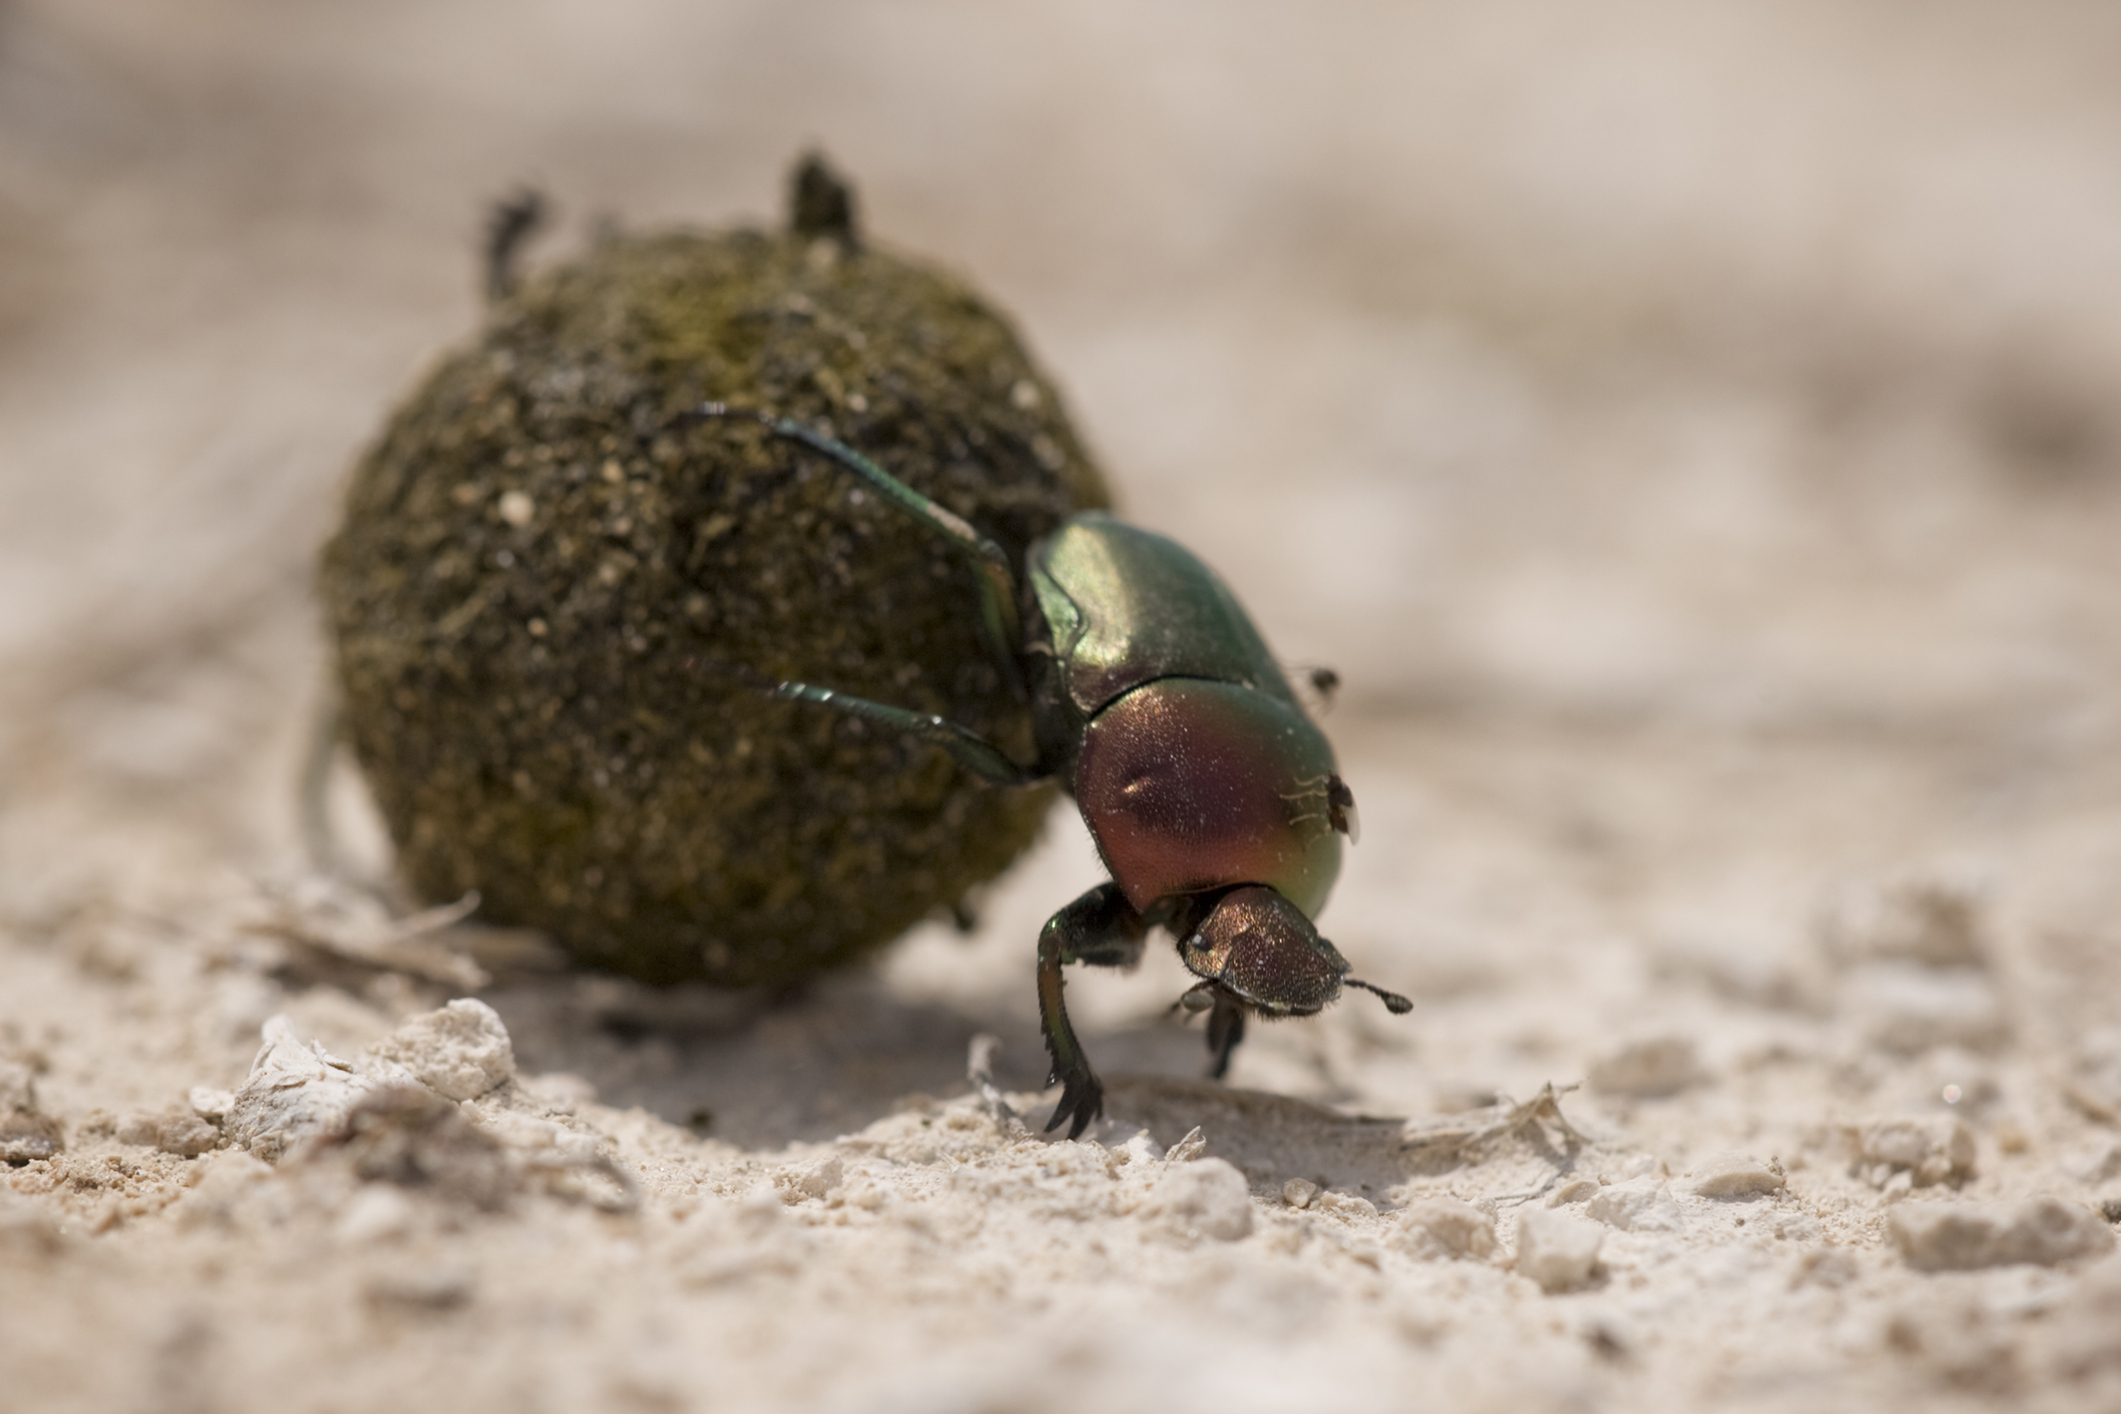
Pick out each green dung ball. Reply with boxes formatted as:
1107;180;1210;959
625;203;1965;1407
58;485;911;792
319;159;1111;987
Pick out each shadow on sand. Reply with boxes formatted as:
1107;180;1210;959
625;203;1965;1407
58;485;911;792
480;963;1594;1211
480;966;1218;1150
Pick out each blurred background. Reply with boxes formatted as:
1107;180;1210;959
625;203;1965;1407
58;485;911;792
5;0;2121;1125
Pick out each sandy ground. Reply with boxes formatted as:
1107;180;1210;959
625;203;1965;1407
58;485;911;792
7;3;2121;1410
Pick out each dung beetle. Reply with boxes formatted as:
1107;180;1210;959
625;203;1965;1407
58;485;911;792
693;405;1412;1138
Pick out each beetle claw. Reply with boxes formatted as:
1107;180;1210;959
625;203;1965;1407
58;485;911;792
1043;1066;1104;1140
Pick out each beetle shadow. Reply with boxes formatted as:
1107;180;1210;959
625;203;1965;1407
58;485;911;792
1098;1076;1594;1208
479;965;1587;1203
480;966;1214;1150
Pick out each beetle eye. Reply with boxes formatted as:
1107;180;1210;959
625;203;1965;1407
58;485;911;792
1326;774;1359;845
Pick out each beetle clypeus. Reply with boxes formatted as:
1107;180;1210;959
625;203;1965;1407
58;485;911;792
694;406;1411;1138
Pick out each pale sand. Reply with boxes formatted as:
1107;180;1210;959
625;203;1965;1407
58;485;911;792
6;4;2121;1411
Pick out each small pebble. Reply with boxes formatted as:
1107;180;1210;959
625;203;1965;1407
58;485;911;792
1687;1152;1786;1199
1391;1198;1497;1262
1889;1196;2115;1272
1516;1208;1603;1293
225;1017;371;1162
1848;1115;1976;1188
0;1061;64;1162
1314;1190;1378;1220
117;1105;221;1158
1163;1127;1207;1163
1586;1178;1685;1233
773;1155;844;1204
1548;1177;1600;1207
496;489;534;527
365;999;516;1102
1137;1158;1254;1243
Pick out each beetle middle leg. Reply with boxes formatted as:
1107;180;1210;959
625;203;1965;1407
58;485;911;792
1036;882;1149;1139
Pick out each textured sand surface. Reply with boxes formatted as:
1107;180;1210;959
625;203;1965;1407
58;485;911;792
6;4;2121;1411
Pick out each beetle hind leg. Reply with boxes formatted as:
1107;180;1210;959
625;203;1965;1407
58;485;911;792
771;681;1046;787
691;404;1027;687
1036;883;1149;1139
686;655;1048;786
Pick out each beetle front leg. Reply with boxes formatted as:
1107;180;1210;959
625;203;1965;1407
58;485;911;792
1204;993;1246;1080
1036;882;1149;1139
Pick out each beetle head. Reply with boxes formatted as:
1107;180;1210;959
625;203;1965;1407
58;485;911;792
1176;886;1410;1019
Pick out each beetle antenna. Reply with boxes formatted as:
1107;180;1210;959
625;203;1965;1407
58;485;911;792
1346;978;1412;1015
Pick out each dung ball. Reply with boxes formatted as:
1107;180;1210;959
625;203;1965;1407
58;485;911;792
319;155;1110;986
